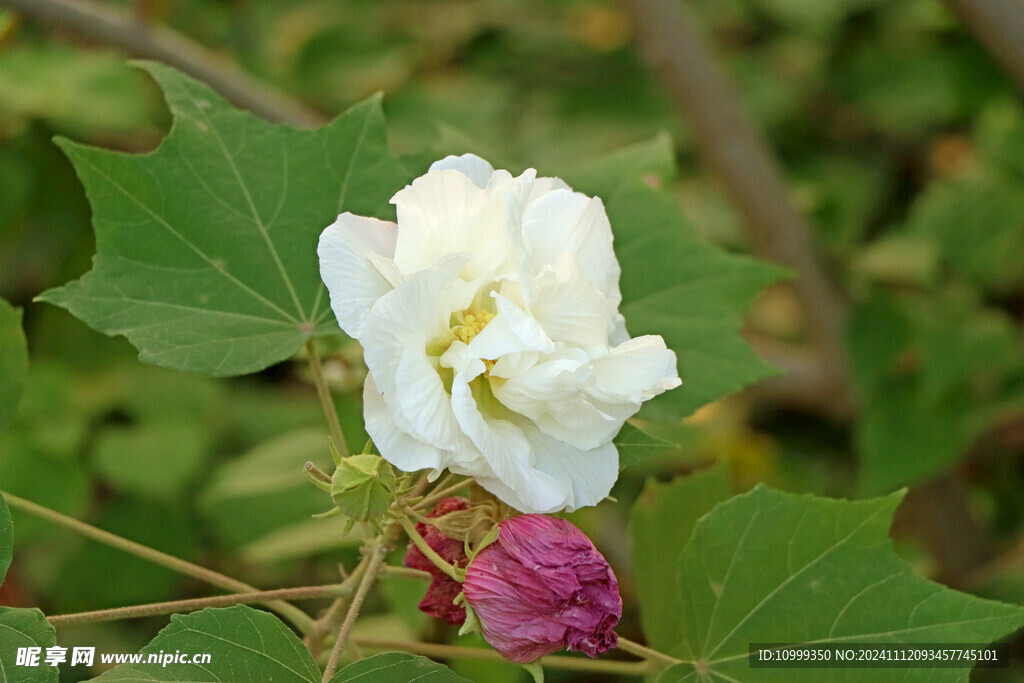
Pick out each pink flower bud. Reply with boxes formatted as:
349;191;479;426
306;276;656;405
463;514;621;663
402;497;469;625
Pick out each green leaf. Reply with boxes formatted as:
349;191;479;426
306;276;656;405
614;420;685;471
904;172;1024;293
0;298;28;435
658;486;1024;681
92;606;320;682
0;495;10;587
199;428;336;547
565;136;786;421
330;652;471;683
629;464;731;653
92;422;208;500
41;62;404;376
0;44;154;138
850;294;1023;493
0;607;57;683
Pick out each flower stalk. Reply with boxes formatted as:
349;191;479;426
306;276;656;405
322;543;388;681
305;337;348;459
2;491;314;633
398;514;463;582
411;476;472;512
47;585;346;627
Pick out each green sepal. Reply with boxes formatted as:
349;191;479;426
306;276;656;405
521;661;544;683
330;453;397;522
455;593;482;637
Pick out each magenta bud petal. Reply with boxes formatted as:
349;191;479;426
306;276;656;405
462;514;621;663
403;497;469;625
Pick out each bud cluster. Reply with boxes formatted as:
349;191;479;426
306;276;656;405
404;498;622;664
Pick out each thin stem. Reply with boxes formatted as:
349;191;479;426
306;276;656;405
305;556;370;655
412;477;471;511
0;0;324;126
615;636;682;667
382;565;431;581
322;545;387;682
354;639;655;676
48;585;346;627
2;492;313;633
398;515;461;582
305;338;348;458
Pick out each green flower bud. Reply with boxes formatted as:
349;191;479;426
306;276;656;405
330;453;397;522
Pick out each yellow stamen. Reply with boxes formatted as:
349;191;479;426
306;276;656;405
451;309;494;345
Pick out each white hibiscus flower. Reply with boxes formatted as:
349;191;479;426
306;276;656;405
318;154;680;513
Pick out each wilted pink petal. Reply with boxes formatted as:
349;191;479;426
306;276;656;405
463;514;621;663
402;497;469;625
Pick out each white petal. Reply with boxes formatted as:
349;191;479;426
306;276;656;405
429;154;495;188
527;175;572;202
520;422;618;512
450;374;567;513
317;214;398;338
521;189;622;306
391;169;525;282
530;252;612;355
488;350;540;379
363;373;445;473
492;352;626;451
491;356;587;420
492;293;554;353
360;260;470;450
590;335;682;404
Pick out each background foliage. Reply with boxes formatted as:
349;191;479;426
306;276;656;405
2;0;1024;681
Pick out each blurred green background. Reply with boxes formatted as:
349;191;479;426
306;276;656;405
2;0;1024;680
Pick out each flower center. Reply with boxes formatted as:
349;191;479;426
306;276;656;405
452;309;494;345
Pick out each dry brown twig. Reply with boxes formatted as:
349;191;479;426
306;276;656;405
0;0;325;127
623;0;853;411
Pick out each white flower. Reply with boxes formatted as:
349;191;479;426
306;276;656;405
318;154;680;513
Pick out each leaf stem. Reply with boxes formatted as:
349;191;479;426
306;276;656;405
615;636;682;667
47;585;346;627
353;639;656;676
1;491;313;633
305;338;348;458
398;514;462;582
322;544;387;681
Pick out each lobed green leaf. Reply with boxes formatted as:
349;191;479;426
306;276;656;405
629;463;732;653
42;62;404;376
330;652;471;683
91;606;319;682
0;608;57;683
658;486;1024;681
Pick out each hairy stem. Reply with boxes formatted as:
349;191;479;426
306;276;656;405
354;639;656;676
48;585;346;627
2;492;313;632
616;636;683;667
305;556;370;656
398;514;461;582
322;544;388;681
305;338;348;459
